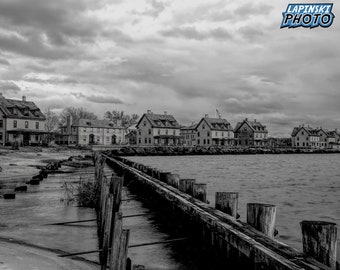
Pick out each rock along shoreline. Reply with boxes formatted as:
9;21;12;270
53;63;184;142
107;146;340;156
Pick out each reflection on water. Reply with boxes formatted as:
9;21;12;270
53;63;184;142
129;154;340;258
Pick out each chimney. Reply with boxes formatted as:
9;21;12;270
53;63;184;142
245;118;248;121
66;115;73;134
204;114;209;118
164;111;167;115
147;110;152;114
22;95;26;102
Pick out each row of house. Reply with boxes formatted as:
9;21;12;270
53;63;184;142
291;125;340;149
135;110;268;147
1;94;339;149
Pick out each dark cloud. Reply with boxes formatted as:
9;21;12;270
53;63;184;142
223;97;284;114
86;95;124;104
22;74;79;85
238;26;264;41
142;0;168;18
0;81;21;93
234;2;273;18
0;58;10;65
160;26;232;40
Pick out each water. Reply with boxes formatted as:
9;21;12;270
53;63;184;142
128;154;340;259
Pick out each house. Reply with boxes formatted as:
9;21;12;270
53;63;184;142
291;125;320;148
56;116;126;145
316;128;328;149
234;118;268;147
125;124;137;145
136;110;181;146
180;123;198;146
326;129;340;149
0;93;46;146
195;115;234;146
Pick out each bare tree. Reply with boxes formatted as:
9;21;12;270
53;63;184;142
104;110;139;126
44;108;59;142
60;107;98;124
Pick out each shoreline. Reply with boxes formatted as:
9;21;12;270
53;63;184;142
108;146;340;156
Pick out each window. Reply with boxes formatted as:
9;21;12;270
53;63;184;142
158;129;160;135
297;137;299;141
84;128;86;132
0;120;3;128
203;139;206;144
35;135;39;141
202;124;205;129
148;129;151;135
207;139;210;144
0;133;2;140
145;138;147;144
143;121;146;126
25;121;28;128
36;122;39;129
149;138;151;143
13;120;17;128
207;131;210;137
139;139;141;144
173;130;175;135
302;131;304;135
197;139;200;144
165;129;168;135
197;132;200;137
138;130;141;135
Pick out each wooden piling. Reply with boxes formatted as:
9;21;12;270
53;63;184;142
246;203;276;238
159;172;171;183
215;192;239;218
109;212;123;270
193;183;207;203
169;174;180;188
300;221;337;269
179;179;196;195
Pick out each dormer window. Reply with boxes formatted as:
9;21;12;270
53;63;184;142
24;108;29;116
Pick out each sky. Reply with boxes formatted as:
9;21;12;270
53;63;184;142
0;0;339;136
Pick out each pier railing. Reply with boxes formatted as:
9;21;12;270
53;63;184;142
97;152;338;270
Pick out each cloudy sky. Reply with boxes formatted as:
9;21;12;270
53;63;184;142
0;0;339;136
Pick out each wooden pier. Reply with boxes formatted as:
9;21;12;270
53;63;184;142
96;152;339;270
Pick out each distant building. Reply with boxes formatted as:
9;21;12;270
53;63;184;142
195;115;234;146
125;124;137;145
136;110;181;146
56;116;126;146
291;125;320;148
0;93;46;146
180;123;198;146
234;118;268;147
267;137;292;148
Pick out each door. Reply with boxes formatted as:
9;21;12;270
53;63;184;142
89;134;95;144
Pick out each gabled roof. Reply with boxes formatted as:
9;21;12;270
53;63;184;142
199;117;233;131
0;96;45;120
137;113;180;129
70;119;124;129
291;126;320;137
234;119;268;133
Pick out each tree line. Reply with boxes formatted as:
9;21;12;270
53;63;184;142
44;107;139;135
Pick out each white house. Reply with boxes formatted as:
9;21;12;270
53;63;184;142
136;110;181;146
0;93;46;146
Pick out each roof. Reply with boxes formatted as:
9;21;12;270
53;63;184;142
0;96;45;120
291;126;320;137
70;119;124;129
201;117;233;131
181;123;198;130
234;119;268;133
137;113;180;129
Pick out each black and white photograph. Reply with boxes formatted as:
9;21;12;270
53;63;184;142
0;0;339;269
